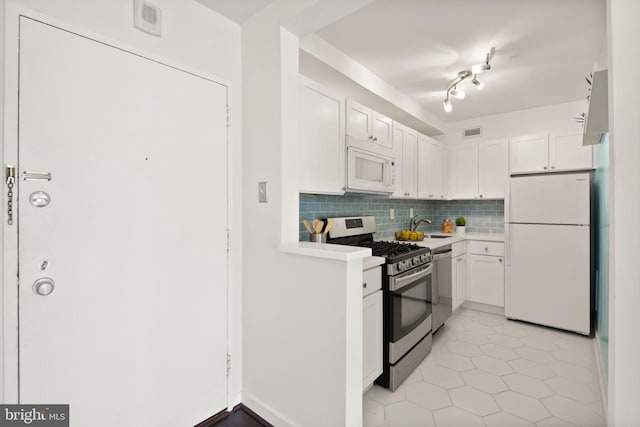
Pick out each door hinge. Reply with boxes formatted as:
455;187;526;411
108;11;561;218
226;105;230;128
226;353;231;376
227;229;230;252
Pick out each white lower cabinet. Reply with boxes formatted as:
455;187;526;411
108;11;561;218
451;241;467;312
467;241;505;307
363;266;383;391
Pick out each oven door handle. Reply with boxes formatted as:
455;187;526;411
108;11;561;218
390;264;432;292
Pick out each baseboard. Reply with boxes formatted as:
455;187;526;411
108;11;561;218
242;393;297;427
194;409;229;427
592;330;609;423
462;301;505;316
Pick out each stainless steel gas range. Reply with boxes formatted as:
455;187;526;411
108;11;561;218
327;216;433;391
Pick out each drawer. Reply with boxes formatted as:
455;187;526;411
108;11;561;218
468;241;504;257
452;241;467;257
363;266;382;297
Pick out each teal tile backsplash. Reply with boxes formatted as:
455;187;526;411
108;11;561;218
299;195;504;241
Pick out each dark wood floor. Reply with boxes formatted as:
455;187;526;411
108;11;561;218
200;404;272;427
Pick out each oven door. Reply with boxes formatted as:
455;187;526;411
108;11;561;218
389;263;432;345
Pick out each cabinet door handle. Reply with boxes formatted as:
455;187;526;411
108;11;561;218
373;137;378;142
363;282;367;288
551;165;556;170
544;166;548;170
499;258;503;263
479;194;484;198
485;247;489;251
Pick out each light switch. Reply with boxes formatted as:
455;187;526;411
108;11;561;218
258;182;267;203
410;208;414;217
390;208;395;220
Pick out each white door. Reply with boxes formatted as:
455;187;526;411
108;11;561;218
478;138;508;199
508;134;548;174
505;224;590;334
509;173;591;224
450;141;478;199
18;18;228;426
549;131;593;171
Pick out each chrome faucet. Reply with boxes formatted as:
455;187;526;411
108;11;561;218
410;215;432;232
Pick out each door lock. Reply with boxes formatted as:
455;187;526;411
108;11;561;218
33;277;55;296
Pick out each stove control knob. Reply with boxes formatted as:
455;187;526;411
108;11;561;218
420;255;428;263
399;261;408;271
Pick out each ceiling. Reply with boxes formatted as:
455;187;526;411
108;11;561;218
198;0;607;126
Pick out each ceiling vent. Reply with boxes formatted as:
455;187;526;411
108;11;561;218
462;127;482;138
134;0;162;37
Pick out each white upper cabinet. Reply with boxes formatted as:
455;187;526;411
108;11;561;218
549;131;593;172
417;134;447;200
450;141;478;199
392;122;418;198
450;138;508;199
298;77;346;195
346;99;393;155
509;131;592;175
478;139;509;198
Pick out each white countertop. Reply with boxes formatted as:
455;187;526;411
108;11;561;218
383;232;504;251
363;256;385;270
281;241;372;261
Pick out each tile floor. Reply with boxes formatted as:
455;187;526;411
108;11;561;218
364;308;605;427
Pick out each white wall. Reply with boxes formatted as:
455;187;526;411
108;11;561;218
241;2;367;425
0;0;243;407
440;100;586;144
607;0;640;425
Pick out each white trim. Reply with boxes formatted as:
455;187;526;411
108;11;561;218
462;300;505;316
242;393;297;427
593;330;609;421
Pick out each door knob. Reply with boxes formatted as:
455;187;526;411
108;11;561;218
33;277;55;296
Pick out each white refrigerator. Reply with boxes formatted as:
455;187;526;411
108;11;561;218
505;172;591;335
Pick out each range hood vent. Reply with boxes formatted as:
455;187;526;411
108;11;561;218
462;127;482;138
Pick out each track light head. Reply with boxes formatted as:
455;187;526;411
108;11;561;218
443;98;452;112
450;86;466;100
472;75;484;90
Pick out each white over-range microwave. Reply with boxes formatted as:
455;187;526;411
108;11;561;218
346;147;395;194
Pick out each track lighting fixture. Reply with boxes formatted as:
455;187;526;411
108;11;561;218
443;47;494;112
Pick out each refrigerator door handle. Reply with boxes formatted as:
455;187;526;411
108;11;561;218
505;223;511;267
504;178;511;267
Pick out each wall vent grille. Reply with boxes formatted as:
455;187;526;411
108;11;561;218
462;127;482;138
134;0;162;37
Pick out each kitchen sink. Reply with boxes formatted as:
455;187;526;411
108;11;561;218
425;234;452;239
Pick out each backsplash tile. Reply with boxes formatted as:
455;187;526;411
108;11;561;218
299;195;504;241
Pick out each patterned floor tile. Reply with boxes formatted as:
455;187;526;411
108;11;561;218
541;395;605;427
484;411;536;427
502;373;554;399
471;355;515;376
480;343;520;361
421;364;464;389
461;369;508;394
449;386;500;416
405;381;452;411
385;401;435;427
432;406;485;427
510;358;556;380
363;308;605;427
494;390;551;422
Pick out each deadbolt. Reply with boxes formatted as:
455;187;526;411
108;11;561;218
33;277;55;296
